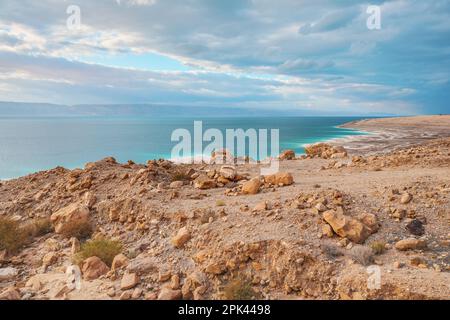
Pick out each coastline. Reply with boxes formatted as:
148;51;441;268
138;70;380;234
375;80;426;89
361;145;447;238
329;115;450;155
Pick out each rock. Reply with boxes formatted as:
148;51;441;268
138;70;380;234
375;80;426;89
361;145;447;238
0;250;6;263
322;224;334;238
357;213;379;233
264;172;294;186
194;175;217;190
210;149;234;164
82;256;109;280
158;269;172;282
70;237;80;255
219;165;236;180
406;219;425;236
0;267;18;281
315;203;327;212
395;238;427;251
205;262;226;275
112;254;129;271
400;193;412;204
170;181;184;189
323;208;373;244
170;274;180;290
50;203;90;234
279;150;295;160
171;227;191;248
158;288;182;300
119;290;132;300
253;201;267;212
127;256;157;275
25;276;42;291
121;273;139;290
392;208;406;220
0;287;20;300
131;288;143;299
410;256;426;267
42;252;58;267
305;143;347;159
241;178;261;195
181;271;208;299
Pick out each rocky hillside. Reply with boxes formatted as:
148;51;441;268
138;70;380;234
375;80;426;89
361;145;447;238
0;139;449;300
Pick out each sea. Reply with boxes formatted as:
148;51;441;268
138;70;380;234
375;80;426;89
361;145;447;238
0;116;370;180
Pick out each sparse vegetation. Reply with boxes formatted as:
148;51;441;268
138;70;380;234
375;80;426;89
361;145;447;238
22;217;53;238
223;277;255;300
370;241;386;255
74;238;122;267
216;200;226;207
349;245;374;266
60;220;93;240
321;244;343;259
0;217;29;254
171;170;191;182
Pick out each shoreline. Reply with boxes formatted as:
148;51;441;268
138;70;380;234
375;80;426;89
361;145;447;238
329;115;450;155
2;115;450;181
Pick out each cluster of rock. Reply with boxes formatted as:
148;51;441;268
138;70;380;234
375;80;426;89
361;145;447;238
304;143;347;159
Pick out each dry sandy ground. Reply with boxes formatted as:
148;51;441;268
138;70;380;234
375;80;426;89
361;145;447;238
336;115;450;155
0;115;449;300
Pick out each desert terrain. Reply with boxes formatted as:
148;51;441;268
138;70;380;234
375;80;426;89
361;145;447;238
0;115;449;300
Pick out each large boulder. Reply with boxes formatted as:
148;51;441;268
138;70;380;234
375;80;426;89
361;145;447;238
158;288;182;300
0;267;18;281
50;203;89;234
264;172;294;186
219;165;236;180
305;143;347;159
323;208;377;244
81;256;109;280
279;150;296;160
171;227;191;248
241;178;261;195
395;238;427;251
194;175;217;190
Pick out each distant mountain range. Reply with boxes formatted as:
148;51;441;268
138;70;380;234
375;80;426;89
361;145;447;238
0;101;398;117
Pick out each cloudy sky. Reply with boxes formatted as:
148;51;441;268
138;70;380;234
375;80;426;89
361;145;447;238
0;0;449;115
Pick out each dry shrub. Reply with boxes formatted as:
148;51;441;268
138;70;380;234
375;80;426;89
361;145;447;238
22;217;53;238
349;245;374;266
60;220;93;241
74;238;122;267
171;170;191;182
0;217;28;254
223;277;255;300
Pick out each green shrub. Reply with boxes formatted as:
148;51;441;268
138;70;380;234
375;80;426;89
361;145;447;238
0;217;28;254
223;277;255;300
74;238;122;267
216;200;226;207
370;241;386;255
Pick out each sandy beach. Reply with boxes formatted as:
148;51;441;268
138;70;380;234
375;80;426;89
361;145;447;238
0;115;449;300
334;115;450;155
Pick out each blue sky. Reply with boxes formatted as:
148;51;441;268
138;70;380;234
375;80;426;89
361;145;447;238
0;0;449;115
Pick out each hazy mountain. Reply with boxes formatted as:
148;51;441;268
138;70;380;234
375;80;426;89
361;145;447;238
0;101;397;117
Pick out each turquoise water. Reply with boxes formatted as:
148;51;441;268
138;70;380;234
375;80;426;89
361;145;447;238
0;116;369;179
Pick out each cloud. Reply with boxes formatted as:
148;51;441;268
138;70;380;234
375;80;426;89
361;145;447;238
0;0;448;114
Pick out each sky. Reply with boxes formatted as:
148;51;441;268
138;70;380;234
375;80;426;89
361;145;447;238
0;0;449;115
